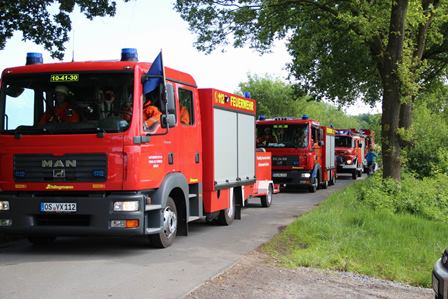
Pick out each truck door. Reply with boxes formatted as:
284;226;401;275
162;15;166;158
176;85;201;184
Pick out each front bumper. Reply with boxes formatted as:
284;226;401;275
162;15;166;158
0;192;150;236
433;258;448;298
337;164;357;173
272;170;312;187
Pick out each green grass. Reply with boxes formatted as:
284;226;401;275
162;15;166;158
263;178;448;287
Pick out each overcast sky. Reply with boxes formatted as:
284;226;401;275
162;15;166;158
0;0;379;115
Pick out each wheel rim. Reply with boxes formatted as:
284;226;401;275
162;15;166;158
267;187;272;204
162;206;177;239
227;193;235;218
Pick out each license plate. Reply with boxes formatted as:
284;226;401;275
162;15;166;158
273;173;287;178
40;202;77;213
433;273;439;293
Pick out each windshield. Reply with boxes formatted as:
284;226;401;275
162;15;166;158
335;136;353;147
257;124;308;148
1;72;133;134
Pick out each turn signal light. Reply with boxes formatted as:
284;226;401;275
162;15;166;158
125;220;139;228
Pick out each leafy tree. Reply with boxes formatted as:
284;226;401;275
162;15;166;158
0;0;130;59
237;74;300;117
237;74;363;128
174;0;448;180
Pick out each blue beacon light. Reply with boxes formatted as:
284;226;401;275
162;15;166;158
121;48;138;61
26;52;43;65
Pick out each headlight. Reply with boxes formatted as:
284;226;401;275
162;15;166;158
0;201;10;211
346;159;352;165
113;201;139;212
301;173;311;178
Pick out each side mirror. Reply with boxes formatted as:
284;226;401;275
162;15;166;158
161;114;176;128
358;143;363;148
318;140;324;146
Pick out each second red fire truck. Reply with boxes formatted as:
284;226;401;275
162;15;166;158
256;116;336;192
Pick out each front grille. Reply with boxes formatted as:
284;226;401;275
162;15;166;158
272;156;299;166
14;153;107;182
34;214;91;226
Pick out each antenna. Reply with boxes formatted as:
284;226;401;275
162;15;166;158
71;29;75;62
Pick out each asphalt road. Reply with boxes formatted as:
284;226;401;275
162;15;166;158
0;176;357;299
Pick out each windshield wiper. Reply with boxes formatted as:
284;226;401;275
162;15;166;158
8;126;50;139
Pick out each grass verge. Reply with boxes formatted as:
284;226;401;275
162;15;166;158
263;176;448;288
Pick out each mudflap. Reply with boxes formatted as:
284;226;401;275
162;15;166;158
234;187;243;220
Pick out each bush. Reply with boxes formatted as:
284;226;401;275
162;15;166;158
358;172;448;222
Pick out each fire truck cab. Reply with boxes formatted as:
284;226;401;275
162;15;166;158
335;129;365;179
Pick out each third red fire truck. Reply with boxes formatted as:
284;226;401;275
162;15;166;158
335;129;366;179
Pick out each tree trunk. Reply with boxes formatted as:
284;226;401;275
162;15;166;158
381;84;402;181
380;0;409;181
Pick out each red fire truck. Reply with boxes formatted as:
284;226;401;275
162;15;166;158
0;49;274;248
256;116;336;192
335;129;365;179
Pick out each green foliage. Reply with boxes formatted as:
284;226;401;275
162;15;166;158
0;0;131;59
236;74;363;128
174;1;448;105
404;85;448;177
263;176;448;287
359;172;448;222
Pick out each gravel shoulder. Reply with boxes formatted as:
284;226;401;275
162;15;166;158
185;249;433;299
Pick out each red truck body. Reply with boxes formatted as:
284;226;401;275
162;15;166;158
335;129;366;179
256;117;336;192
0;50;274;247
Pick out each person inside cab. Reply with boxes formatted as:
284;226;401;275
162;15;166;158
38;85;80;126
257;127;277;146
143;93;162;132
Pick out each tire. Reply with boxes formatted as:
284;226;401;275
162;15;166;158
321;179;328;189
216;192;235;225
260;184;273;208
28;236;56;246
357;169;362;177
352;170;357;180
308;177;318;193
149;197;177;248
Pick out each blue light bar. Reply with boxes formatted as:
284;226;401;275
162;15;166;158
302;114;309;120
121;48;138;61
243;91;251;98
26;52;43;65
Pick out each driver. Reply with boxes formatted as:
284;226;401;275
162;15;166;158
38;85;80;126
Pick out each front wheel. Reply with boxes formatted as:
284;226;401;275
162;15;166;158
149;197;178;248
352;170;357;180
308;177;318;193
260;184;273;208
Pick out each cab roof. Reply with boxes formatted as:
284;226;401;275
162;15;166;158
1;60;197;87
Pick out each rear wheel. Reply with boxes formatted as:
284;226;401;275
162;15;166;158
217;192;235;225
28;236;56;246
149;197;177;248
260;184;273;208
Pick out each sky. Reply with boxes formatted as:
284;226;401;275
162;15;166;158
0;0;379;115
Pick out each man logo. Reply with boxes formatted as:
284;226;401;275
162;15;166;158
53;169;66;178
42;160;77;168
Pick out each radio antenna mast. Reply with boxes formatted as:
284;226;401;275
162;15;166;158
71;29;75;62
